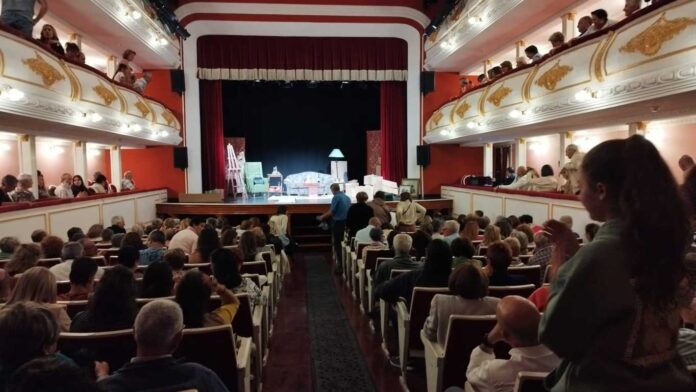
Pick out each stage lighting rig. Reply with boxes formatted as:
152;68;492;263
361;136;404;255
144;0;191;39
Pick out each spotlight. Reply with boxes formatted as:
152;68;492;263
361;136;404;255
508;109;524;118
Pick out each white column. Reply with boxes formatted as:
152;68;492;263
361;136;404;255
515;40;526;60
559;131;573;167
515;138;527;168
483;59;491;75
107;55;118;79
562;13;576;39
483;143;493;178
17;134;38;197
110;145;122;191
73;141;87;180
628;122;646;136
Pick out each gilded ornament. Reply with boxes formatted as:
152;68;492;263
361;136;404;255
161;110;176;126
432;110;444;126
135;101;151;118
21;51;65;87
486;84;512;107
93;83;117;106
535;60;573;91
620;13;696;57
455;101;470;118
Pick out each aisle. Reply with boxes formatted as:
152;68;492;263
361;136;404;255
263;251;403;392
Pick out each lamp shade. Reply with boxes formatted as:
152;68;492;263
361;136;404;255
328;148;345;160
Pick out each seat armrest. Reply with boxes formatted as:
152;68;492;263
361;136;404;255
420;330;444;359
236;336;253;370
395;300;410;323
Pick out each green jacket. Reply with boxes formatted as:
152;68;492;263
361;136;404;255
540;220;693;391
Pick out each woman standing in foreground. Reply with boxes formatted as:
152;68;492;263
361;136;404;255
540;135;694;391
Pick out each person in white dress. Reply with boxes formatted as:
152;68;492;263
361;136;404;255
54;173;74;199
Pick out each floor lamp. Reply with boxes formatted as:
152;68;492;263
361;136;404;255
329;148;347;183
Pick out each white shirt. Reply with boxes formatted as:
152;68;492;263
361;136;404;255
133;78;148;93
55;183;73;199
121;178;135;191
561;151;585;195
466;344;560;392
168;228;199;255
532;53;542;62
500;172;534;191
355;224;378;244
528;176;559;192
114;71;127;84
50;259;104;281
269;214;288;235
90;183;107;194
586;20;617;34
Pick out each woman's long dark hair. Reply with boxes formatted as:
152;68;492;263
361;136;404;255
582;135;690;307
71;175;88;197
211;248;243;290
141;261;174;298
175;270;211;328
196;228;221;262
422;239;453;278
239;231;258;261
87;266;137;330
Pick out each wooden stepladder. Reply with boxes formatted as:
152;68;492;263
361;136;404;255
226;143;247;199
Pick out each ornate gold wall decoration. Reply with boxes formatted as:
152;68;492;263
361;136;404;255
535;60;574;91
21;51;65;87
428;31;439;43
455;101;470;118
486;84;512;107
93;83;117;106
135;101;151;118
161;110;175;127
432;110;444;126
620;13;696;57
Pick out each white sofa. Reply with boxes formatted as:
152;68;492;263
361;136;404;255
284;172;335;195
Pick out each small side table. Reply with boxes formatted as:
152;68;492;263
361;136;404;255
268;173;283;196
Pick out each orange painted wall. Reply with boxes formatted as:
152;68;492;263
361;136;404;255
421;72;483;195
121;69;186;199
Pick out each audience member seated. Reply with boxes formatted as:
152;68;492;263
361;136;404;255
679;154;695;176
395;192;426;232
6;243;41;276
372;233;419;290
484;241;528;286
112;63;133;86
587;8;616;34
528;164;559;192
441;220;460;245
47;241;83;281
163;249;187;283
220;227;238;247
175;270;240;328
500;60;513;74
64;42;85;64
0;175;16;203
487;66;503;80
107;216;126;235
540;136;694;390
528;232;553;271
120;171;136;191
376;239;452;306
38;24;64;55
121;232;145;252
481;225;501;247
0;302;74;392
361;228;387;261
347;191;375;239
515;224;534;245
57;257;98;301
7;267;71;331
451;237;477;268
84;224;102;241
117;246;142;277
411;223;432;259
495;217;513;239
515;57;527;68
8;356;100;391
0;236;19;259
466;296;560;391
77;238;99;258
459;77;472;93
71;175;89;197
169;216;205;255
548;31;565;55
30;229;47;243
65;227;83;243
39;235;63;259
559;215;580;240
141;261;174;298
510;230;529;256
503;237;523;266
424;263;499;345
460;221;480;242
355;217;382;245
239;230;264;262
90;174;110;194
189;227;221;264
97;299;229;392
212;247;264;308
9;173;36;202
130;223;145;238
71;265;137;332
524;45;541;63
623;0;642;17
499;166;532;191
585;223;600;242
111;233;125;249
0;0;48;37
133;72;152;94
53;173;73;199
576;15;593;38
477;73;488;84
139;230;166;266
36;170;51;200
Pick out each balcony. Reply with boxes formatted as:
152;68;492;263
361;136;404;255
424;0;696;144
0;27;182;146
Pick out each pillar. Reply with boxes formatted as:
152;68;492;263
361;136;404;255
628;121;646;136
562;12;576;40
17;134;38;197
483;143;493;178
559;131;573;167
515;40;526;60
483;59;491;75
110;145;122;191
515;138;527;168
107;55;118;79
73;141;87;180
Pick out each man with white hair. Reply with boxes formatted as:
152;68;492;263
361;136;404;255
441;220;461;245
372;233;420;289
108;215;127;234
466;296;560;392
49;242;84;281
54;173;73;199
560;144;585;195
9;173;35;202
355;217;381;244
98;299;228;391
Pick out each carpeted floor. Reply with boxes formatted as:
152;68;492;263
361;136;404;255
305;254;377;392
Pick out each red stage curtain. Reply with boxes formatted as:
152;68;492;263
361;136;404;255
380;81;406;182
200;80;226;191
197;36;407;81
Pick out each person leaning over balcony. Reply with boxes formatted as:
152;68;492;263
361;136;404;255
54;173;73;199
587;9;616;34
71;175;89;197
548;32;565;55
9;173;35;202
524;45;542;63
500;61;513;74
0;0;48;37
38;24;64;56
121;171;136;191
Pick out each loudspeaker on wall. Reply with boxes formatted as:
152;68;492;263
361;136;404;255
417;144;431;166
421;71;435;95
173;147;188;169
171;70;185;93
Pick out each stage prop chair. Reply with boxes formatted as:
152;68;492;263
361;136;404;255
267;167;283;196
245;162;269;197
284;172;334;196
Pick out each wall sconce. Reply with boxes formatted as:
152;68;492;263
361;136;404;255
0;143;11;152
508;109;525;118
574;88;600;102
0;86;25;101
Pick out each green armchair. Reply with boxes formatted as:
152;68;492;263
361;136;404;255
245;162;268;196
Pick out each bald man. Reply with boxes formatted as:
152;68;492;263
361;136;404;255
465;296;559;392
577;16;593;37
623;0;641;17
560;144;585;195
499;166;533;191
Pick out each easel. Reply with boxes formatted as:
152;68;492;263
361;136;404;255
226;143;247;199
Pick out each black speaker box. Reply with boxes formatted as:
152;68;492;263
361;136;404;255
171;70;185;93
421;71;435;94
173;147;188;169
417;144;431;166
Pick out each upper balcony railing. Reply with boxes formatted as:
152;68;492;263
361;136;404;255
424;0;696;144
0;25;182;146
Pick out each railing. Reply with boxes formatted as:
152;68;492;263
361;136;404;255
0;25;182;145
424;0;694;142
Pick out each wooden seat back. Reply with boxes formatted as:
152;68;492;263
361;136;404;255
183;263;213;275
442;315;497;389
514;372;548;392
260;251;273;272
232;293;254;338
58;300;88;318
242;274;261;287
58;329;135;371
90;256;106;266
57;280;71;295
364;249;394;271
175;324;240;392
508;265;542;287
488;284;536;299
390;269;410;279
408;287;449;352
519;254;533;264
240;261;267;276
37;258;61;268
355;243;371;259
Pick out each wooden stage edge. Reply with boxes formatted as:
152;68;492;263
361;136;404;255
156;198;453;217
